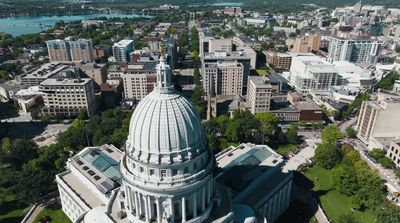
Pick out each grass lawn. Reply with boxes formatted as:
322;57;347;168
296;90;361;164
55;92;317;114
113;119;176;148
256;69;268;76
33;207;71;223
305;165;379;223
275;144;297;156
0;194;28;223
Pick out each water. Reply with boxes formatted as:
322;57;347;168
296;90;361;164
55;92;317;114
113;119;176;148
0;13;152;37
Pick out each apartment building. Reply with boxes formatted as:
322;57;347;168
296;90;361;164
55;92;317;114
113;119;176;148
292;34;321;53
202;60;244;96
247;76;272;114
46;39;94;63
39;69;97;117
264;51;292;70
112;39;134;63
328;36;382;64
78;63;107;86
121;62;157;100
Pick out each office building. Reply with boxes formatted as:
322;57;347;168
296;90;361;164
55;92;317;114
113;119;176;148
56;52;292;223
292;34;321;53
247;76;272;114
39;69;97;117
199;30;233;56
79;63;107;86
356;100;400;145
387;140;400;168
112;39;135;63
121;62;157;100
162;38;178;69
20;63;69;86
328;36;382;64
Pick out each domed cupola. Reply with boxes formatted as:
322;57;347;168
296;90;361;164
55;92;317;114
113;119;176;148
120;43;215;223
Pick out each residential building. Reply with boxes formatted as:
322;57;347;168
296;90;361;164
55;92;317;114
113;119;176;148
56;53;292;223
39;69;97;117
328;36;382;64
68;39;94;63
223;7;243;16
46;40;71;62
46;39;94;63
112;39;134;63
202;60;244;96
247;76;272;114
356;100;400;145
202;51;251;95
292;34;321;53
121;62;157;100
264;51;292;70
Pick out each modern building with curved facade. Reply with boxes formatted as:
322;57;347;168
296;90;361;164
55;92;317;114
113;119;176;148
56;49;292;223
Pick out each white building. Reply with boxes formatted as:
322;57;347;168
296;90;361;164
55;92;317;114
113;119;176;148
112;40;134;63
328;36;382;64
56;51;292;223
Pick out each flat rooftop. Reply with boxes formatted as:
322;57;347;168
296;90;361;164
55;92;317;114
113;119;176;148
215;143;283;192
40;77;91;86
59;145;123;208
249;76;272;88
23;63;68;79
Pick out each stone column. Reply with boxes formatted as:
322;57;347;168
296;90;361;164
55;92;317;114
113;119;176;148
133;191;139;217
144;195;150;223
169;198;174;223
207;181;211;204
193;192;197;217
147;195;152;220
201;187;205;211
182;197;186;222
156;198;161;223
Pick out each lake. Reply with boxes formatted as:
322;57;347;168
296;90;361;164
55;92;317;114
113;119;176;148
0;13;152;36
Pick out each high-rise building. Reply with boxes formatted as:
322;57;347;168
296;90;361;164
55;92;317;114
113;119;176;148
78;63;107;86
68;39;94;63
112;39;134;63
39;69;97;117
199;30;233;56
328;36;382;64
162;38;178;69
56;49;293;223
46;39;94;63
202;51;251;95
356;100;400;144
46;40;71;62
121;62;157;100
202;60;244;96
292;34;321;53
247;76;272;114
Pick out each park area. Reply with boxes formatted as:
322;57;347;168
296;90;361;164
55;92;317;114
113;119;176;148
33;205;71;223
304;165;379;223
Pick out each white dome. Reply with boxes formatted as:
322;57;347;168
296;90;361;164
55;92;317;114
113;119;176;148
126;87;206;164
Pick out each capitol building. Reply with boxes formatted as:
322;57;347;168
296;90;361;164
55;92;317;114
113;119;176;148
56;52;293;223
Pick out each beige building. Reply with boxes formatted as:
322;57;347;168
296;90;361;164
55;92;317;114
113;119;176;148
199;30;233;56
68;39;94;63
292;34;321;53
46;40;71;62
79;63;107;86
202;60;244;96
46;39;94;63
20;63;69;86
39;70;97;117
121;62;157;100
356;100;400;144
247;76;272;114
387;140;400;168
264;51;292;70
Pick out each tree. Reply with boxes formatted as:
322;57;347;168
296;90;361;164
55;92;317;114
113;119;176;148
0;139;38;170
315;143;342;169
338;214;358;223
345;127;357;138
350;194;364;210
368;148;386;161
377;206;400;223
321;125;344;145
255;112;279;135
332;165;358;196
286;124;298;144
379;157;395;169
